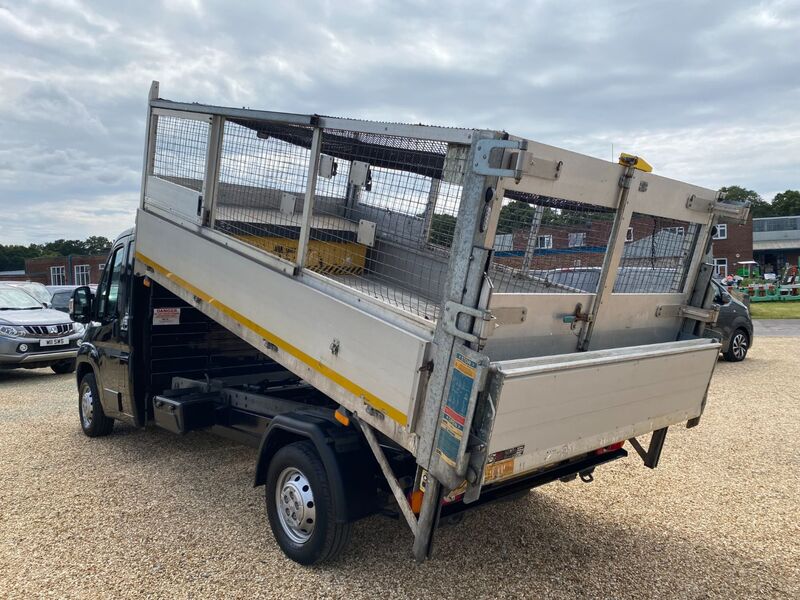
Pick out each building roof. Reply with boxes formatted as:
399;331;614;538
622;230;686;259
753;240;800;251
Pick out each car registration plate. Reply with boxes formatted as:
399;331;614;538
40;337;69;347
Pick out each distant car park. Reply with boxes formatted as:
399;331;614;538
47;285;98;314
0;284;83;373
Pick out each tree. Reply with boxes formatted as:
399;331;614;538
771;190;800;217
83;236;113;254
429;213;457;247
0;236;114;271
719;186;773;218
497;201;535;234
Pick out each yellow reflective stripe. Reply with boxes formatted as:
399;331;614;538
135;251;407;426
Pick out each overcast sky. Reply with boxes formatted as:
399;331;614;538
1;0;798;245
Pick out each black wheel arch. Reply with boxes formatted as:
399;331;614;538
254;410;381;523
75;344;100;389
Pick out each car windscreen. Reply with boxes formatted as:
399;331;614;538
51;291;72;310
0;287;43;310
20;283;52;304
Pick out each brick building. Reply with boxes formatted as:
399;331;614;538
17;255;108;286
494;213;752;279
709;216;753;278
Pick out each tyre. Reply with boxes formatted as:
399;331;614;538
51;360;76;374
78;372;114;437
723;328;749;362
265;441;351;565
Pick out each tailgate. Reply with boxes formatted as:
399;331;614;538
481;338;720;486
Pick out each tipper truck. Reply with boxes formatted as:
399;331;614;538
69;82;749;564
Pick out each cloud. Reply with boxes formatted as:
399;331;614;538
0;0;798;244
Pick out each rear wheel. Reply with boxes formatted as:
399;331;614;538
724;328;749;362
78;372;114;437
265;441;351;565
51;360;76;374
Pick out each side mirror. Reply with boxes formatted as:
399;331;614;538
70;286;93;324
721;292;732;304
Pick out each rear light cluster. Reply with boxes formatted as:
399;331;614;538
595;441;625;455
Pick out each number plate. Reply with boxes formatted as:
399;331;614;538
40;337;69;347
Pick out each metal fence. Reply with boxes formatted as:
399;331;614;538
152;116;209;191
148;110;703;322
148;114;470;321
489;192;617;294
614;213;700;293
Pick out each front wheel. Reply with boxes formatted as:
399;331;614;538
78;372;114;437
51;360;76;374
265;441;351;565
723;328;749;362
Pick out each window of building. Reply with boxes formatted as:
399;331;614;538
713;257;728;278
662;226;685;236
568;232;587;248
536;234;553;249
50;266;66;286
626;227;634;242
74;264;91;286
713;223;728;240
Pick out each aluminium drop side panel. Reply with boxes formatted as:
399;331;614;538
482;338;720;485
134;209;429;448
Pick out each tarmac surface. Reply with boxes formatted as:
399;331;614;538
753;319;800;337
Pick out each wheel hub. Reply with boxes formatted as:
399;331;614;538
275;467;316;543
81;385;94;428
732;333;747;359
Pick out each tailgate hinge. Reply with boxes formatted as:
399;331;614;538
442;301;494;344
442;302;527;343
656;303;720;325
473;139;564;183
686;194;751;224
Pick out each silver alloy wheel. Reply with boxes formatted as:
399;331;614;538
732;331;748;360
275;467;316;544
81;384;94;429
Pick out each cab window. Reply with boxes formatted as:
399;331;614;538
97;246;126;319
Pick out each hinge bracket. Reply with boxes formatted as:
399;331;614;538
472;139;527;181
442;301;493;344
686;195;751;224
655;303;720;324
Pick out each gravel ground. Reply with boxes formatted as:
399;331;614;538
1;339;798;599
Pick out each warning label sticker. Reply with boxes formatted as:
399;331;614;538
153;307;181;326
484;445;525;484
436;352;478;467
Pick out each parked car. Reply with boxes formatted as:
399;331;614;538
0;284;84;373
707;279;753;362
3;281;53;308
47;285;98;314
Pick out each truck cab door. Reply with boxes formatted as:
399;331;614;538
89;239;136;424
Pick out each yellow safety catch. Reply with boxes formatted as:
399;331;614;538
618;153;653;173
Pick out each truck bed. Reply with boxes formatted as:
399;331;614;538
135;88;747;504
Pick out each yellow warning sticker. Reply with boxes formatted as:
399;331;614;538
453;357;476;378
483;457;517;483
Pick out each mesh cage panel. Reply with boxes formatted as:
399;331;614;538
304;128;467;320
152;116;209;191
212;120;313;264
614;214;700;293
490;193;616;293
